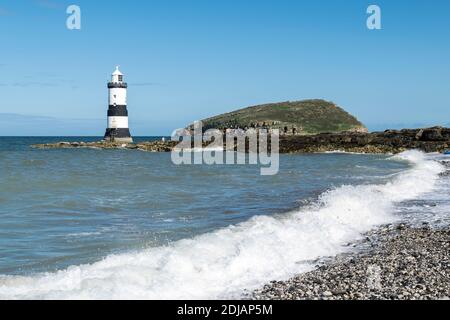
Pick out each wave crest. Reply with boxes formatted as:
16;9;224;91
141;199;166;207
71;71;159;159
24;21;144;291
0;151;444;300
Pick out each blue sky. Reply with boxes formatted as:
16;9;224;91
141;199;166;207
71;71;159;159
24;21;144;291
0;0;449;136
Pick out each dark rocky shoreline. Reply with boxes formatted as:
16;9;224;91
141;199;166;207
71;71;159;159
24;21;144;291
32;140;178;152
279;126;450;154
252;224;449;300
32;127;449;154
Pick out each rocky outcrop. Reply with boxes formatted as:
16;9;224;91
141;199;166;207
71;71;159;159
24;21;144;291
32;127;450;154
32;140;177;152
279;127;450;154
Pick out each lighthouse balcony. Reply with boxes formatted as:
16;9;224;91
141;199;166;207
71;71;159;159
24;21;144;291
108;82;128;89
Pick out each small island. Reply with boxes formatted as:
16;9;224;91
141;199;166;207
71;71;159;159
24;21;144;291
32;100;450;154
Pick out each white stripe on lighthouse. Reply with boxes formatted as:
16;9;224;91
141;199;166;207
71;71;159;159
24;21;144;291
108;116;129;129
109;88;127;106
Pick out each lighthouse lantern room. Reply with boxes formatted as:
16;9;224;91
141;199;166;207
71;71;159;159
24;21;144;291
104;66;133;143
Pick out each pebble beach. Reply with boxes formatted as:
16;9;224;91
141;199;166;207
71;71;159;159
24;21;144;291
253;160;450;300
253;224;449;300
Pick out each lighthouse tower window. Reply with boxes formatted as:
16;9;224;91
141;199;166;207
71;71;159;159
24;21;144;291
118;75;123;82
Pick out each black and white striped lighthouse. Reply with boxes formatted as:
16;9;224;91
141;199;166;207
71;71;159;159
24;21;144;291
104;66;133;143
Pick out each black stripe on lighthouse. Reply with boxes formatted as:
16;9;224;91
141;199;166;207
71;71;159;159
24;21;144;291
105;128;132;139
108;82;128;89
108;105;128;117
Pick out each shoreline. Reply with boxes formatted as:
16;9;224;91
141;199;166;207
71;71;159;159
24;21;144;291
0;148;448;299
30;126;449;154
252;160;450;300
251;224;449;300
31;140;178;152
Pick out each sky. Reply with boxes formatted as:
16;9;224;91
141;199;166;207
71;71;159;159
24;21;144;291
0;0;449;136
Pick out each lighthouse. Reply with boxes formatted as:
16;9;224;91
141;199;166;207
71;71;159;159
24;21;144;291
104;66;133;143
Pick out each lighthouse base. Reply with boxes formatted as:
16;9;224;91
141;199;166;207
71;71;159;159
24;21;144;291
104;128;133;143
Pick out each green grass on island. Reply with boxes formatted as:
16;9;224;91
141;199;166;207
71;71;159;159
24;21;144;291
199;99;368;135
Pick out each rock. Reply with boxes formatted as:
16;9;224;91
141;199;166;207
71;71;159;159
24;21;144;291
32;140;178;152
279;127;449;154
419;127;445;141
322;291;333;297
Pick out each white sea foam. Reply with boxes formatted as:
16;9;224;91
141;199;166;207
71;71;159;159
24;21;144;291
320;150;393;155
0;150;444;300
320;150;369;155
173;147;224;152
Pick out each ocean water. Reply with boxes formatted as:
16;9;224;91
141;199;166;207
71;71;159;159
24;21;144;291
0;137;448;299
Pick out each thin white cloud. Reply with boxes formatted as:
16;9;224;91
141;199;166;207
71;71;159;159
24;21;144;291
34;0;65;9
0;7;13;16
0;113;105;136
130;82;165;87
0;113;103;122
0;81;59;87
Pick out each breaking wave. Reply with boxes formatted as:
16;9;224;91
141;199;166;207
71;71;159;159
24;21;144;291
0;150;444;300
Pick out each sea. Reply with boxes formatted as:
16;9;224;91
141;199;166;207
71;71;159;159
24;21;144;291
0;137;448;299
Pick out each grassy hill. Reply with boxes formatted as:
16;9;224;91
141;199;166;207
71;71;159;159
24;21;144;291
199;99;367;135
